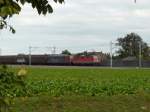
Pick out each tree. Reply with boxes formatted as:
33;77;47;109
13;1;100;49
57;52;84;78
0;0;64;33
61;49;71;55
116;33;149;59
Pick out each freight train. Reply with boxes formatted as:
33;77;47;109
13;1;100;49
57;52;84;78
0;54;104;66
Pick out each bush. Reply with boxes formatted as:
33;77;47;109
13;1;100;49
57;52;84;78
0;65;27;112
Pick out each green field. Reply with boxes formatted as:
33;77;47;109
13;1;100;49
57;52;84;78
11;67;150;112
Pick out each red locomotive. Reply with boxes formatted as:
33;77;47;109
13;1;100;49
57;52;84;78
71;55;99;65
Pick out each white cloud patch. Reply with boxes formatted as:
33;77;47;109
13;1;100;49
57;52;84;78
0;0;150;54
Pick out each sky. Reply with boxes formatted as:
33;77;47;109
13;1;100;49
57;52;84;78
0;0;150;55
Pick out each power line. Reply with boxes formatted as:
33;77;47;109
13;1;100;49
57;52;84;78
28;46;57;66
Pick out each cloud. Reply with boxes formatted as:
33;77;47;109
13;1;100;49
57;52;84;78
1;0;150;54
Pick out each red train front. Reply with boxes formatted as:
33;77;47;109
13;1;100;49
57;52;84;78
70;55;99;65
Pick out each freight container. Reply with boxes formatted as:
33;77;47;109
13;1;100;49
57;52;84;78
48;55;70;65
29;55;48;65
0;55;17;64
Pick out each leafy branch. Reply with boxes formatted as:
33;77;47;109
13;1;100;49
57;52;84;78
0;0;64;33
0;18;15;33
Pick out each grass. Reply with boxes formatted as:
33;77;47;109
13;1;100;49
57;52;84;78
13;94;150;112
10;67;150;112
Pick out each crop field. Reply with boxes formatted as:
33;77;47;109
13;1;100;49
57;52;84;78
10;67;150;112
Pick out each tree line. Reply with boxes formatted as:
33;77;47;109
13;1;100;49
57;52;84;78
116;33;150;60
61;33;150;60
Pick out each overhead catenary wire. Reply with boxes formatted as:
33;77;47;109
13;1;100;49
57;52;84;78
28;46;57;66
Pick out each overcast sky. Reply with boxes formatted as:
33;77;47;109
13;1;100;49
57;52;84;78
0;0;150;55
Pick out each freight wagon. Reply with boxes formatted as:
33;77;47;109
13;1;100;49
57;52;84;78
48;55;71;65
29;55;49;65
0;54;101;66
0;55;17;64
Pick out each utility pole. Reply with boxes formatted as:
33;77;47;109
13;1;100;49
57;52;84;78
0;48;1;56
139;42;142;68
29;46;32;66
130;42;133;56
52;46;56;55
134;0;136;3
110;41;113;68
46;46;52;54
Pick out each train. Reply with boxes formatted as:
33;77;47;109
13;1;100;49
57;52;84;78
0;54;104;66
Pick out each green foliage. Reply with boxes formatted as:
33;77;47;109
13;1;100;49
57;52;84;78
0;0;64;33
8;67;150;112
0;0;64;18
61;49;71;55
27;76;150;96
116;33;149;58
13;94;150;112
0;65;27;112
12;67;150;97
0;19;16;33
0;0;21;18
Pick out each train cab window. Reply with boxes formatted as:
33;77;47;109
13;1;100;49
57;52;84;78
17;58;25;63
